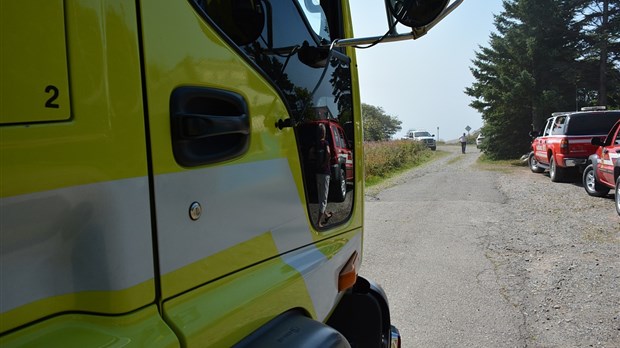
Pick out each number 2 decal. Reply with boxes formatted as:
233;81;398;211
45;85;60;109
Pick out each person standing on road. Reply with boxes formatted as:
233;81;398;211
459;133;467;154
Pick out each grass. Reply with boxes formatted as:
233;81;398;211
363;141;530;187
476;153;528;173
364;140;445;187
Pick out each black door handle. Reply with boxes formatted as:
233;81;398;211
171;87;250;167
176;112;249;140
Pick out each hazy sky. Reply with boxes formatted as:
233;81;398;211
349;1;504;141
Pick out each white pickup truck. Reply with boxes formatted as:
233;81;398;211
407;130;437;151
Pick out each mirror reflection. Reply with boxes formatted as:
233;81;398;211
196;0;355;230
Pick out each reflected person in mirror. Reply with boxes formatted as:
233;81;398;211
314;123;333;227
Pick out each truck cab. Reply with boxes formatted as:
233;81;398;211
1;0;459;346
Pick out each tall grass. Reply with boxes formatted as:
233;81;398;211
364;140;431;184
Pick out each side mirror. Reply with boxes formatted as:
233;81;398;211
591;137;605;146
333;0;462;48
387;0;449;28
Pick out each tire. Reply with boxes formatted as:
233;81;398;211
615;176;620;216
549;156;565;182
582;164;609;197
330;167;347;202
529;153;544;173
430;146;436;151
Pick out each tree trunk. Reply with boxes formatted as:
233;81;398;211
598;0;609;106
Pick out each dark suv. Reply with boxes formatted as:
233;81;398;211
582;119;620;215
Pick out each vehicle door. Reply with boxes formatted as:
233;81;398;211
138;0;360;345
535;118;553;164
598;122;620;186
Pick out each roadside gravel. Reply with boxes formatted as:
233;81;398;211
487;159;619;347
365;146;619;347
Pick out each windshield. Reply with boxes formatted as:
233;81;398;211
295;0;330;42
414;132;431;137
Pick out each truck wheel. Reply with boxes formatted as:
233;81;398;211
549;157;565;182
331;167;347;202
615;176;620;216
528;153;544;173
583;164;609;197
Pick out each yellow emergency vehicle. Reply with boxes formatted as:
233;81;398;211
1;0;458;346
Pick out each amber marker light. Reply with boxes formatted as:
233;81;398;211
338;251;358;292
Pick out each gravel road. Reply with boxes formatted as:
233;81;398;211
361;145;620;348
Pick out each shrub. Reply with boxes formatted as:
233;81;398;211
364;140;430;182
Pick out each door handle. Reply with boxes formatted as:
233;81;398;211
170;87;250;167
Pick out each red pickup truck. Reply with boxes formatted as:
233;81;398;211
582;119;620;215
528;108;620;182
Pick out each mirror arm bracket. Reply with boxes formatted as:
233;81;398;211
333;0;463;49
333;32;420;48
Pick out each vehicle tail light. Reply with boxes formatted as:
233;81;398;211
560;138;569;155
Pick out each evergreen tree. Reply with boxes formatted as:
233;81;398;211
466;0;580;159
572;0;620;106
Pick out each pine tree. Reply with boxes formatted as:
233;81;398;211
572;0;620;106
466;0;581;159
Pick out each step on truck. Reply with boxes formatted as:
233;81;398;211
0;1;461;346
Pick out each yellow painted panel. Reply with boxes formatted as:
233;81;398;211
0;280;155;333
163;230;360;346
0;0;149;198
161;232;279;298
164;255;315;347
0;305;179;348
1;0;71;123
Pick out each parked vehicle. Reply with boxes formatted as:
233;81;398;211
0;0;461;346
582;119;620;215
476;133;485;148
407;129;437;151
528;107;620;182
298;119;354;202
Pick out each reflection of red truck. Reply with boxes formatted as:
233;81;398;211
528;108;620;182
582;119;620;215
299;119;354;202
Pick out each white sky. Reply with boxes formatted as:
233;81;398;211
349;0;504;141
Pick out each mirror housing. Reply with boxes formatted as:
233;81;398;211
387;0;449;28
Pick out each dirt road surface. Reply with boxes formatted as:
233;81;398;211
361;145;619;348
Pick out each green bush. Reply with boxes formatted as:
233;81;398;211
364;140;430;183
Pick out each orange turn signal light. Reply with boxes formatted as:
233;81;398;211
338;251;358;292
